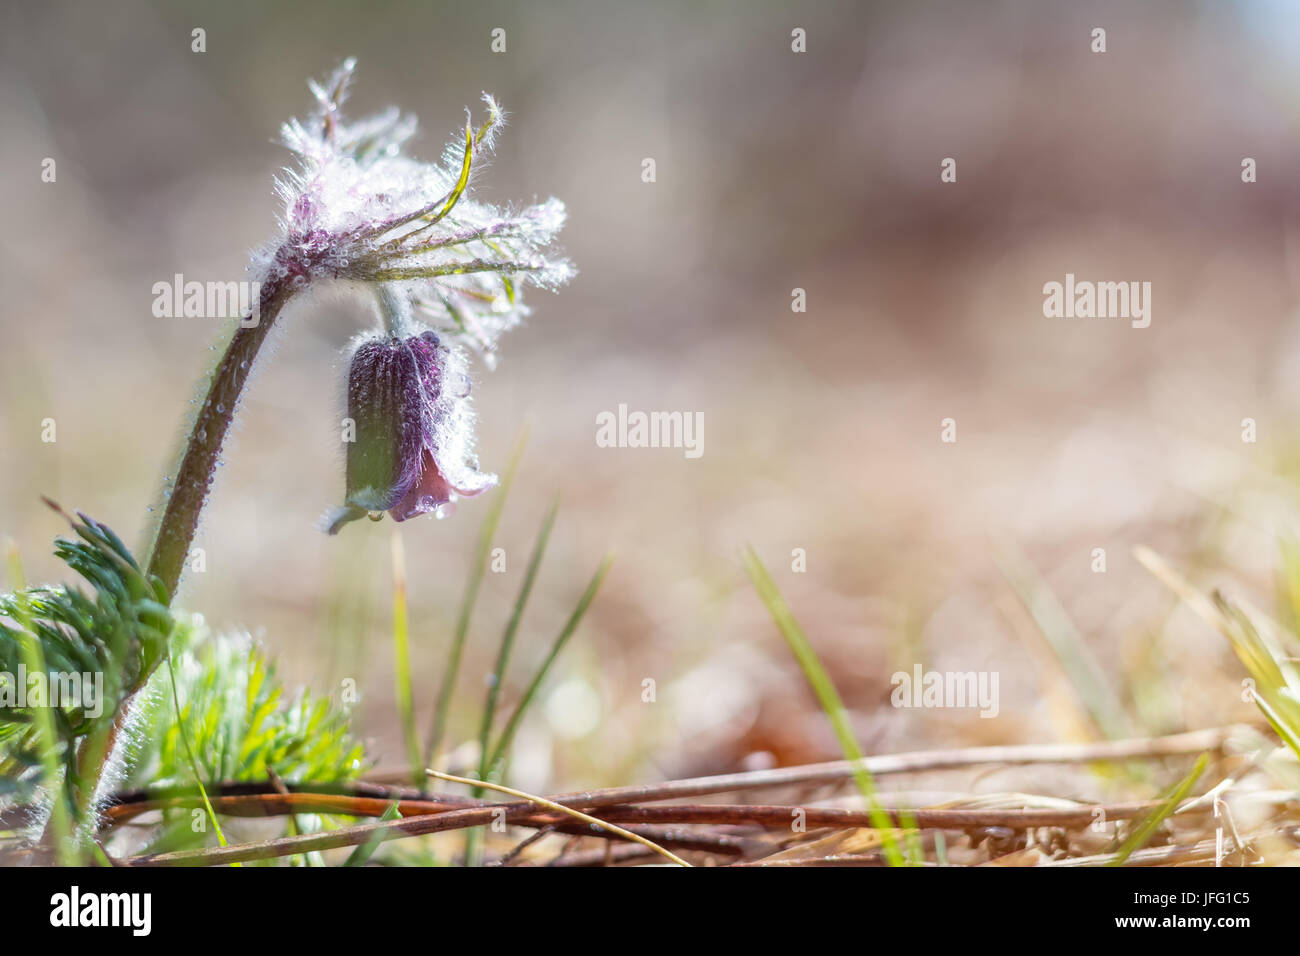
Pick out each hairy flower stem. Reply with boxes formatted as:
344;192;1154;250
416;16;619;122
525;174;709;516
147;271;296;600
81;270;297;832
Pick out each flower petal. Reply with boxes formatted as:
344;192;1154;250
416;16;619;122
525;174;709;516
389;448;496;522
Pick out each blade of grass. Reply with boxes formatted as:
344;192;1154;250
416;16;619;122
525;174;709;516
1250;692;1300;763
1213;594;1300;761
1274;537;1300;641
425;427;528;770
1137;546;1300;762
165;649;234;863
1107;752;1207;866
741;546;907;867
476;500;559;780
389;530;421;782
321;527;380;695
465;499;559;865
343;800;402;866
428;769;690;867
483;554;614;783
997;544;1131;740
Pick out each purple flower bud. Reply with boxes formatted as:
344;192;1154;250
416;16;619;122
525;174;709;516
326;331;496;534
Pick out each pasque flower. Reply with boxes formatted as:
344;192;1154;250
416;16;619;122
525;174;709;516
147;59;572;596
270;58;573;366
326;331;494;534
274;59;573;534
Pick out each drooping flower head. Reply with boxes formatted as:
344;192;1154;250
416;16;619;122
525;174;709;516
270;60;572;532
327;331;493;534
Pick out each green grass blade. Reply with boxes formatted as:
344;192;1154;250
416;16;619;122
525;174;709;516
741;546;906;866
166;649;234;862
1250;690;1300;763
1107;752;1207;866
484;553;614;783
343;800;402;866
465;500;559;865
998;545;1131;740
476;500;558;777
1138;547;1300;765
389;530;422;783
424;427;528;769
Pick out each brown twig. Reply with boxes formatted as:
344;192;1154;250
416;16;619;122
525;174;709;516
593;801;1171;829
123;801;577;866
426;769;691;867
95;724;1229;825
564;727;1230;805
106;792;1191;831
546;844;659;867
112;727;1234;866
491;825;558;866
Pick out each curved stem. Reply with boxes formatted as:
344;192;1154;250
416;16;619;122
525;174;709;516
76;272;299;838
146;272;296;600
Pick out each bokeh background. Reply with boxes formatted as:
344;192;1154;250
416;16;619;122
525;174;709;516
5;0;1300;796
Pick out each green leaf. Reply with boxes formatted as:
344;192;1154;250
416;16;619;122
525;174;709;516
742;546;907;867
425;428;528;768
484;553;614;783
1108;753;1207;866
343;801;401;867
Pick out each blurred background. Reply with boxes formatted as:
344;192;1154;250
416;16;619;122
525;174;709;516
5;0;1300;797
